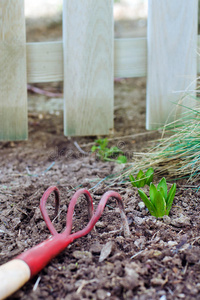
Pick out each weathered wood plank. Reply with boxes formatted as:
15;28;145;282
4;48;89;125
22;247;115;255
26;42;63;83
26;38;147;83
114;38;147;78
0;0;27;140
146;0;198;130
62;0;113;136
26;36;200;84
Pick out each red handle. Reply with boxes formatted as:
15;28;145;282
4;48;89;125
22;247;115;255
17;233;71;278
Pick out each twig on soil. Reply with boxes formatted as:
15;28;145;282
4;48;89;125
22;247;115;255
16;207;28;216
33;276;41;291
182;262;188;275
27;84;63;98
73;141;88;155
130;250;144;259
80;131;157;148
26;162;55;177
76;279;99;294
191;236;200;245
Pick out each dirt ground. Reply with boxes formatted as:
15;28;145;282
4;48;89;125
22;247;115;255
0;11;200;300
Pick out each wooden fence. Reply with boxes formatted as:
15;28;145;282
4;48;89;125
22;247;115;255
0;0;199;141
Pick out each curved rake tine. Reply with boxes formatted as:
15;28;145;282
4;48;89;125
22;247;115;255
40;186;60;236
70;190;130;241
64;188;94;237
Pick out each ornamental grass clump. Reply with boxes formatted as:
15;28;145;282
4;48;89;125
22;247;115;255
125;104;200;183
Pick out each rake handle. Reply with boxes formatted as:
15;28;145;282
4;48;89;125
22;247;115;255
0;234;70;300
0;259;30;300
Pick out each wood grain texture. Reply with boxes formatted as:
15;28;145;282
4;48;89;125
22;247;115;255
198;35;200;73
0;259;30;299
63;0;113;136
26;36;200;84
114;38;147;78
26;42;63;83
26;38;147;83
146;0;198;130
0;0;27;140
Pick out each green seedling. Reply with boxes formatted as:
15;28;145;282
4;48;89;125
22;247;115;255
91;138;127;163
138;177;176;218
129;167;154;188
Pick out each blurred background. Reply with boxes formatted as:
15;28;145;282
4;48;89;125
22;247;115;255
24;0;199;140
24;0;148;42
25;0;147;20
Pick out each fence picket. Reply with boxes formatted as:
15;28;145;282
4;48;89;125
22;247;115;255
0;1;199;140
63;0;113;136
146;0;198;129
0;0;27;140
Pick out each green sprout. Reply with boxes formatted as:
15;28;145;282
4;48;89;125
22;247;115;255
91;138;127;163
138;177;176;218
129;167;154;188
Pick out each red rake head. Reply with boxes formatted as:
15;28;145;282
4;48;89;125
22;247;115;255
17;187;130;278
40;186;130;239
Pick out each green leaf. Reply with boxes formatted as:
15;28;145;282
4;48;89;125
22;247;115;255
111;146;122;153
166;183;176;215
149;183;157;204
159;186;166;200
129;174;137;187
138;189;157;217
117;155;127;164
136;170;146;188
91;145;98;152
106;146;122;158
96;138;108;149
137;170;144;180
145;167;154;186
157;177;167;199
153;191;166;218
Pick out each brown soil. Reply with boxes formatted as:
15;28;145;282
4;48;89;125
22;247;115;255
0;15;200;300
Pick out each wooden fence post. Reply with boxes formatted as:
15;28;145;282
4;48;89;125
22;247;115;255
146;0;198;129
63;0;113;136
0;0;27;140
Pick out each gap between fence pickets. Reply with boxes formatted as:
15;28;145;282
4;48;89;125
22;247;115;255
26;36;200;84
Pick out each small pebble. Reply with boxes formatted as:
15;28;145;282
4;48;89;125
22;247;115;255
138;201;145;210
134;216;144;225
97;289;111;300
151;277;166;286
163;215;171;224
72;250;92;260
171;214;190;227
178;293;185;298
160;295;167;300
162;256;172;263
95;221;106;228
168;241;178;247
90;243;102;254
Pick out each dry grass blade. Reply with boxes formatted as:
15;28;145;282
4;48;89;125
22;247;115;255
124;103;200;183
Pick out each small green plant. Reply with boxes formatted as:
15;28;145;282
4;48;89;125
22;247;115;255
91;138;127;163
138;177;176;218
129;167;154;188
